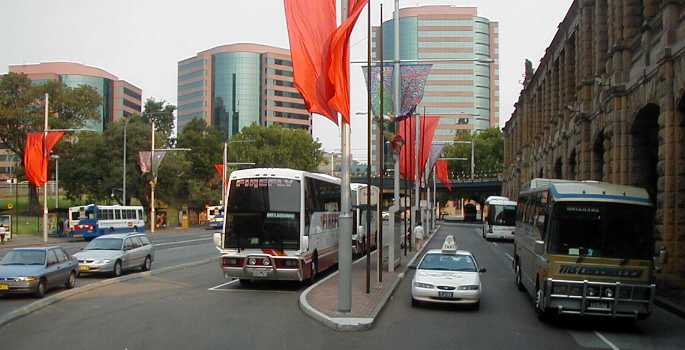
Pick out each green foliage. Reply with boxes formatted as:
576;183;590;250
0;72;101;214
441;128;504;178
229;124;323;172
141;98;175;146
0;72;101;157
175;118;223;207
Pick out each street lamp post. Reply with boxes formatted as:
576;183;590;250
122;115;131;205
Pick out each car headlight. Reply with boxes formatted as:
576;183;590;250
16;276;38;281
101;259;112;264
458;285;480;290
414;282;434;289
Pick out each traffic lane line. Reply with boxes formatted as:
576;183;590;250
594;331;620;350
208;279;239;290
153;237;213;247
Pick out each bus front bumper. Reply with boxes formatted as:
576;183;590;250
222;266;303;282
542;278;655;319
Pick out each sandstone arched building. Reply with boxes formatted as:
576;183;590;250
502;0;685;288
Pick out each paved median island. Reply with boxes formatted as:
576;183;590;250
300;226;439;331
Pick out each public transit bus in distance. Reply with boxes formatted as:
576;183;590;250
214;168;341;283
513;179;656;320
351;183;379;256
71;204;146;239
482;196;517;240
68;205;86;231
207;205;224;229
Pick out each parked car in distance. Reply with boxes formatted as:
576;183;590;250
74;233;154;277
411;236;485;309
0;246;79;298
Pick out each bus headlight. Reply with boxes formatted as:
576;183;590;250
262;258;271;266
248;258;257;265
603;287;614;298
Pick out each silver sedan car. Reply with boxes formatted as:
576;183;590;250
0;246;79;298
73;233;154;277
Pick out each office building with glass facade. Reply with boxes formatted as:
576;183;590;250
9;62;142;133
177;43;311;138
370;6;500;166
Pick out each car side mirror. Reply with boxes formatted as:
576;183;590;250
479;268;487;273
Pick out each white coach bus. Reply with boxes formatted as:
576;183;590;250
482;196;517;241
214;168;341;284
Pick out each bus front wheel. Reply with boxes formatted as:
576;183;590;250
515;262;524;291
535;284;551;321
308;257;318;284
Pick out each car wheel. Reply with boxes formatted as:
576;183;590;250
113;260;123;277
142;256;152;271
34;278;46;298
515;263;525;291
132;226;138;233
411;297;418;307
65;271;77;289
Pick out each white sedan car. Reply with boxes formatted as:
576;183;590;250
411;236;485;309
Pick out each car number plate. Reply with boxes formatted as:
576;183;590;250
0;284;8;291
250;268;268;277
589;301;610;309
79;265;90;272
438;291;453;298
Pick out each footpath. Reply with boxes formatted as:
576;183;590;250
300;225;439;331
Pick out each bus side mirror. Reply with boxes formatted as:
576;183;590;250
213;232;222;249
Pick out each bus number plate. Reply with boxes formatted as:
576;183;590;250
249;268;268;277
589;301;610;309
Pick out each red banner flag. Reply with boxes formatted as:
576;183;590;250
23;131;64;186
327;0;367;124
284;0;338;124
214;163;223;179
398;116;439;181
436;160;452;192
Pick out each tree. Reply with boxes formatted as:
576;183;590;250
141;98;175;147
0;73;101;213
441;128;504;178
229;124;324;172
175;118;223;208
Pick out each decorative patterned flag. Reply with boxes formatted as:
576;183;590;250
138;151;167;175
436;160;452;192
362;64;433;120
23;131;64;186
427;144;446;180
398;116;439;181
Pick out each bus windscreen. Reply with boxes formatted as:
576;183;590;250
489;205;516;226
225;178;301;250
548;202;653;259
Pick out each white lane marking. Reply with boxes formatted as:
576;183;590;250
208;279;239;290
153;237;213;247
594;331;620;350
503;252;514;262
209;288;297;294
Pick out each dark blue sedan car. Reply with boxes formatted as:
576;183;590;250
0;246;79;298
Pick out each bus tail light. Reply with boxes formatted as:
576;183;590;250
222;257;244;267
275;259;299;269
75;224;93;231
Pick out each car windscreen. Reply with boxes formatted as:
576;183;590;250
85;238;123;251
548;202;654;259
224;178;301;250
418;253;477;272
0;250;46;265
489;204;516;226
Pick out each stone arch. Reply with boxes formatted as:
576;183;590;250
553;158;563;179
568;148;577;180
592;130;605;181
630;103;660;203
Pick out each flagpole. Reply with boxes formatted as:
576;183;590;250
365;0;372;295
377;2;385;280
150;118;156;233
43;93;49;243
393;0;401;262
223;141;227;205
338;0;353;314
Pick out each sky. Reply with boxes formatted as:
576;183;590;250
0;0;572;160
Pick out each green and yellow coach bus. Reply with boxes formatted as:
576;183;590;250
513;179;656;320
